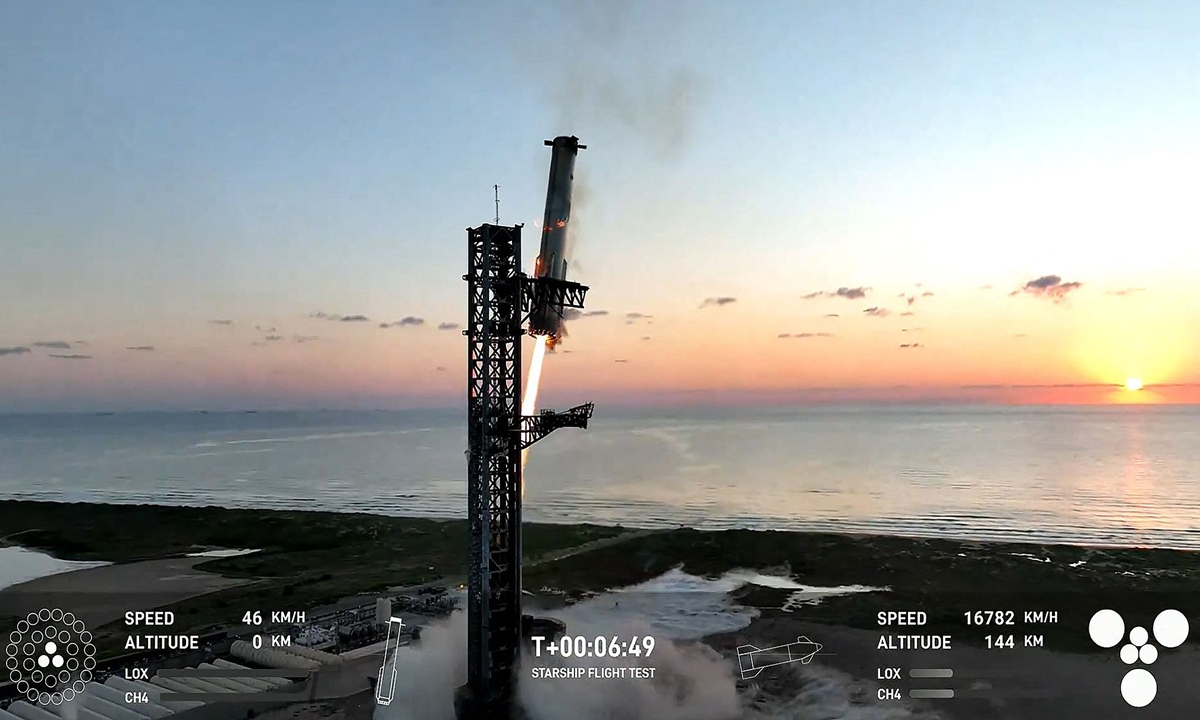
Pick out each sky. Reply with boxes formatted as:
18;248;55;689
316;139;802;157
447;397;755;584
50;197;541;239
2;0;1199;411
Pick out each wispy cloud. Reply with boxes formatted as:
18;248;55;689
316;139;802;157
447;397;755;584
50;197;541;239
562;309;610;321
310;312;370;322
614;359;629;363
641;335;651;340
863;307;890;317
699;296;737;308
32;340;72;350
210;319;234;326
255;325;277;333
49;354;92;360
624;312;652;325
380;316;425;329
293;335;319;343
0;347;32;357
1009;275;1082;303
778;332;833;339
437;322;461;331
436;366;447;372
1106;287;1146;297
125;346;154;351
899;343;923;349
899;290;935;307
823;313;840;318
900;327;923;332
265;335;283;341
802;286;870;300
899;311;915;317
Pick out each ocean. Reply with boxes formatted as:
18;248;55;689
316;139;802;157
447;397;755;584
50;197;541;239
1;405;1198;550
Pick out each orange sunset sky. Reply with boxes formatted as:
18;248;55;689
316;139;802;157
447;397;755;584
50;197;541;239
2;1;1198;411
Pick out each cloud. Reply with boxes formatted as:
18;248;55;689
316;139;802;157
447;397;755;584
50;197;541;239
624;312;652;325
293;335;318;343
899;343;923;349
1;346;32;357
863;307;890;317
900;327;923;332
49;354;92;360
32;340;72;350
255;325;277;333
310;312;370;322
125;346;154;351
823;313;839;318
980;284;993;290
436;366;447;372
778;332;833;339
614;359;629;363
803;286;870;300
562;308;610;322
699;296;736;308
210;319;234;326
900;311;915;317
898;290;935;307
1009;275;1083;302
1107;287;1146;296
641;336;651;341
437;322;462;331
265;335;283;341
1014;333;1028;338
380;316;425;329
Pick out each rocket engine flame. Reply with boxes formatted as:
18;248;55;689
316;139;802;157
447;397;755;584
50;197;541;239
520;333;551;476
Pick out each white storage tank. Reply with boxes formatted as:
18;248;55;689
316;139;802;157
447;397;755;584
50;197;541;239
280;644;344;667
211;659;288;689
7;702;63;720
190;666;262;694
230;641;318;671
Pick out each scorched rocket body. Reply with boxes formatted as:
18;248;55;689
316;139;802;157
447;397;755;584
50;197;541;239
528;135;586;339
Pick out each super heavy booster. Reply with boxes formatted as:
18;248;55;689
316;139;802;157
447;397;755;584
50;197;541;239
528;135;586;338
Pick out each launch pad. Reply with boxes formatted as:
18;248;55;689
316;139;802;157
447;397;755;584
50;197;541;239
457;222;592;719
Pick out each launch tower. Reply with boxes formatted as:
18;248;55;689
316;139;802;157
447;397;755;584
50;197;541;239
457;140;592;718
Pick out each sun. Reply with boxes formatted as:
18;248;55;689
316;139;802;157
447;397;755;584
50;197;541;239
1124;377;1144;392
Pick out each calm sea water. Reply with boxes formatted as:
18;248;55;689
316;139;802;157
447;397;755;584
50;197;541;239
1;406;1197;550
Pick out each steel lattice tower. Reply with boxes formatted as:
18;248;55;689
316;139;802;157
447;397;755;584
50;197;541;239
459;223;591;719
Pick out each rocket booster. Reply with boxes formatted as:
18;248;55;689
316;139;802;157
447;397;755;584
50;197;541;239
528;135;586;338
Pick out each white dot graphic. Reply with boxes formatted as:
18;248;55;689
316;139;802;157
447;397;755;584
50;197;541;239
1089;609;1125;648
44;642;56;655
1122;669;1157;707
1130;626;1148;646
1139;644;1158;664
1119;644;1138;664
1153;609;1189;648
37;656;49;668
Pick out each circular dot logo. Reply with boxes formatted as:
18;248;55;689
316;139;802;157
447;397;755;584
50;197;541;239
1152;609;1189;648
1088;609;1125;648
1122;668;1157;708
4;609;97;706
